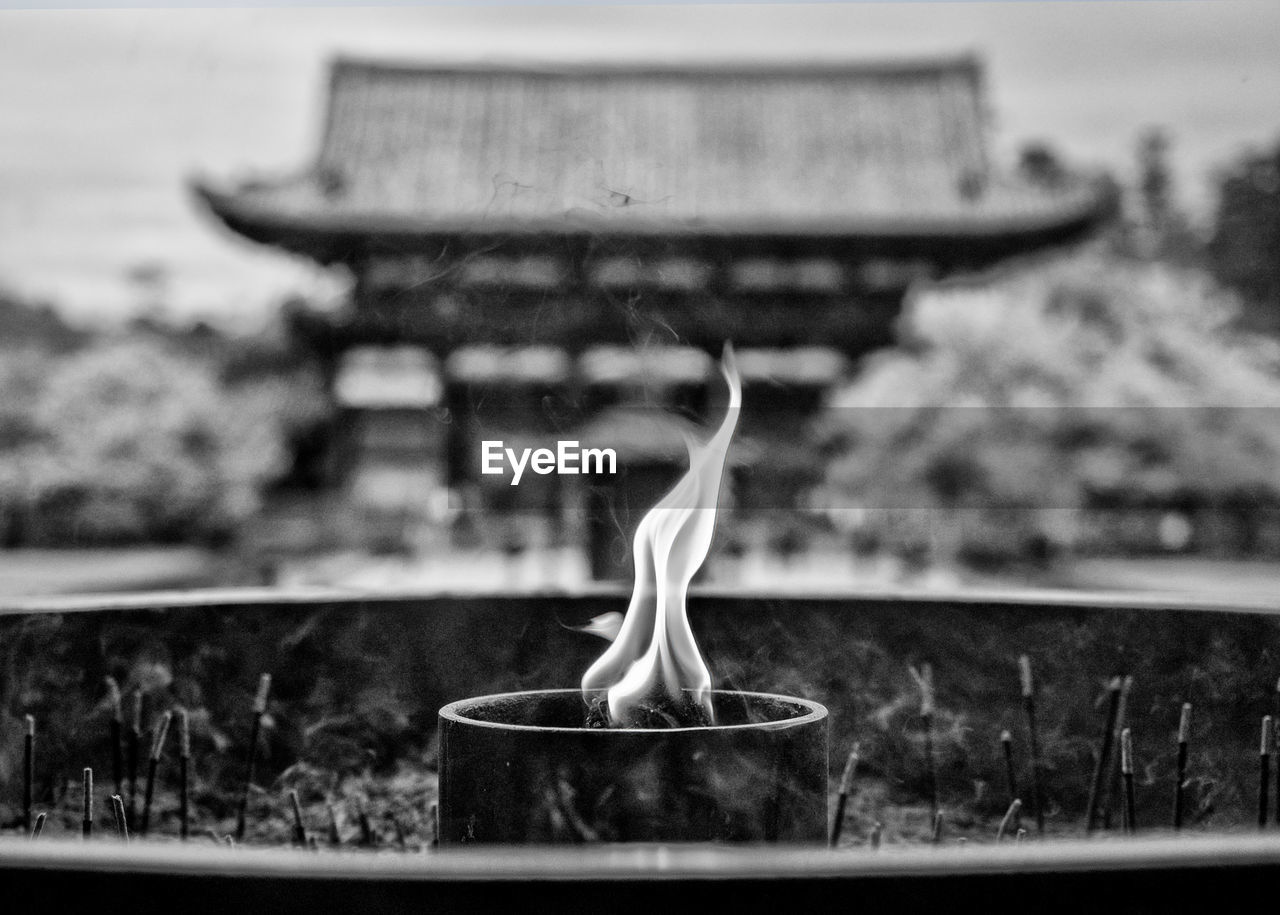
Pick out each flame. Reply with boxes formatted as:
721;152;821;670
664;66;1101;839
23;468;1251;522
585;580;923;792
581;344;742;727
569;612;624;642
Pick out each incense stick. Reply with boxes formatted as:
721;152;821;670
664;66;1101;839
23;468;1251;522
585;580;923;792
106;676;123;799
829;743;859;848
556;780;600;843
1173;702;1191;831
235;673;272;842
996;798;1022;842
140;711;171;836
1085;677;1122;834
1000;729;1022;832
1120;727;1136;835
1260;716;1272;830
177;707;190;841
356;796;376;848
111;794;129;843
127;689;142;825
289;790;307;847
23;714;34;833
1000;730;1018;809
910;663;939;823
1019;655;1045;834
82;768;93;839
1100;675;1134;830
327;802;342;847
544;788;570;841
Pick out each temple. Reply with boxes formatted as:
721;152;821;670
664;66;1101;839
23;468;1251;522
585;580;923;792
195;55;1116;578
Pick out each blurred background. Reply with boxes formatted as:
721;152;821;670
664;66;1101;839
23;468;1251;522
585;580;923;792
2;0;1280;598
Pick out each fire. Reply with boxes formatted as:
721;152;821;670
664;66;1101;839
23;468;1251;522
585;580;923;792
581;344;742;728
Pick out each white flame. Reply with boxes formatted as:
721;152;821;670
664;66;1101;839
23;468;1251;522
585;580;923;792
581;344;742;727
571;612;624;642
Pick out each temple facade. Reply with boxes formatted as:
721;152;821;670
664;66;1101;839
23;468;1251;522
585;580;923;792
196;55;1115;577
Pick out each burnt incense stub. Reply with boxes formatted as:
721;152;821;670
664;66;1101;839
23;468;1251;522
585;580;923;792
438;689;828;845
583;691;713;729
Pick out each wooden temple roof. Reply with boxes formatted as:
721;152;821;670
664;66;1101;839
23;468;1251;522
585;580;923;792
195;55;1113;257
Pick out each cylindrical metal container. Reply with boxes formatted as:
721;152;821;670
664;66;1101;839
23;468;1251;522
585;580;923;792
438;688;828;845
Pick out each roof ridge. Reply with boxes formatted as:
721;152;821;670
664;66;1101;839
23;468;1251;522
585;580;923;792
327;52;984;81
197;48;1117;252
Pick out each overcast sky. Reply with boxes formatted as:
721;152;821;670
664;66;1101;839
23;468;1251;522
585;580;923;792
1;1;1278;327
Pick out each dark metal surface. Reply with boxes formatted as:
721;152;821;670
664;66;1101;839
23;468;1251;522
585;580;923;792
5;583;1279;618
0;835;1277;914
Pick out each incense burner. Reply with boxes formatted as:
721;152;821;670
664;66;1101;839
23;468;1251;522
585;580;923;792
438;688;828;845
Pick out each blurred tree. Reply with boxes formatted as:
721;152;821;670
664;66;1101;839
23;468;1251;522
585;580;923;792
1209;140;1280;333
0;288;89;353
1111;127;1204;266
5;338;310;545
819;253;1280;569
0;289;91;544
0;351;50;546
217;302;335;492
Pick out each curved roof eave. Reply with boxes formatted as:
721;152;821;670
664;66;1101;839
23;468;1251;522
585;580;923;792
192;178;1117;263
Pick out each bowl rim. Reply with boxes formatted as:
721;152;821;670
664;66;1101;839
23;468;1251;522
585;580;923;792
439;687;828;733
